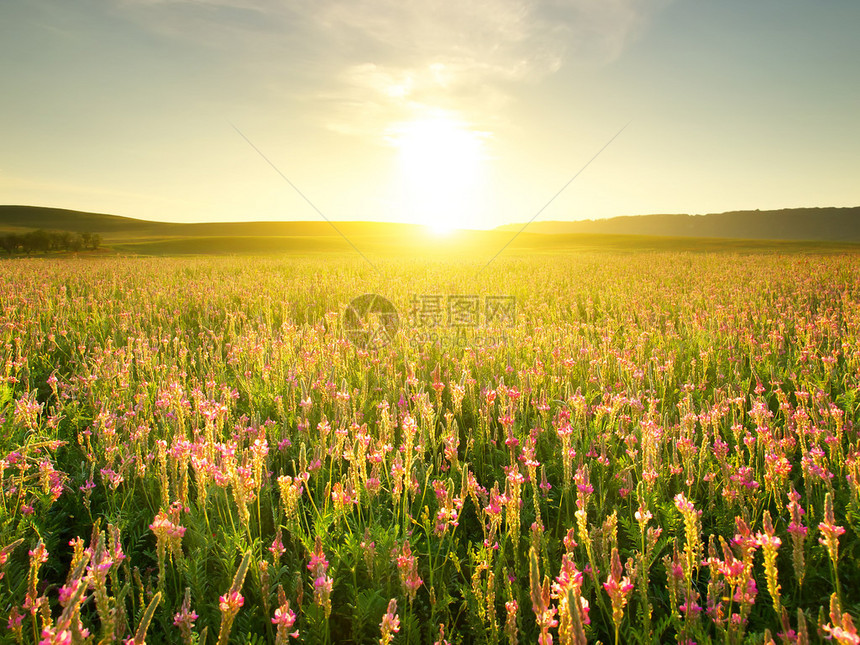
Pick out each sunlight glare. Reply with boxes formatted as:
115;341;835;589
390;115;487;231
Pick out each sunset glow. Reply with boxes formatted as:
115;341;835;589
391;115;487;232
1;1;858;225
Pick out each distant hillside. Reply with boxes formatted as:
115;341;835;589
6;205;860;242
0;205;165;234
0;205;425;239
3;204;860;256
498;207;860;241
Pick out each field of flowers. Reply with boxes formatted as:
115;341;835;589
2;252;860;644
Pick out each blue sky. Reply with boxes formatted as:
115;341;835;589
2;0;858;229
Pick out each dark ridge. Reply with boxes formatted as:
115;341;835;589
4;204;860;244
0;205;422;237
496;207;860;241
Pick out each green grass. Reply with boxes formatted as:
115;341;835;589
110;232;860;257
3;252;860;644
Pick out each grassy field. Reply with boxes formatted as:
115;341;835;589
107;233;860;257
2;251;860;644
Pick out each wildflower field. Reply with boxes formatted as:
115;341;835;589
3;252;860;644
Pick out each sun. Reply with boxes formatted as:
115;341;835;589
389;115;487;232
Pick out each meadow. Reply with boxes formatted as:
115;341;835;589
2;252;860;644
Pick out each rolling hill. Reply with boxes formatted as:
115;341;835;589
497;207;860;241
0;205;421;238
2;204;860;256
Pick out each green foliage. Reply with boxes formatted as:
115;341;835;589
2;253;860;644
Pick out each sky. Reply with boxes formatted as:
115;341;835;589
2;0;859;230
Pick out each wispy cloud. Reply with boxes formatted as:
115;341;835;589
112;0;670;140
314;0;669;142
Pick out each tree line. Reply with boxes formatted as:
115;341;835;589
1;230;102;255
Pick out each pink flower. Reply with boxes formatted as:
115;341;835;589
272;605;296;627
269;531;285;561
173;608;199;626
219;590;244;614
823;593;860;644
395;541;423;605
308;538;333;618
174;589;199;644
819;493;845;563
7;606;23;630
603;547;634;629
29;543;48;564
307;549;329;576
379;598;401;645
673;492;695;515
39;627;72;645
